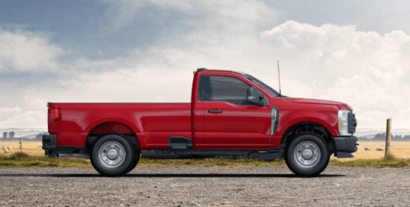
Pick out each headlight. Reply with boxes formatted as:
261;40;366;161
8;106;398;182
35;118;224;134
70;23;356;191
338;109;350;136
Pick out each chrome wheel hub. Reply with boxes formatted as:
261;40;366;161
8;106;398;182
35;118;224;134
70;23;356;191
107;149;118;159
302;149;313;159
99;141;126;168
294;141;321;168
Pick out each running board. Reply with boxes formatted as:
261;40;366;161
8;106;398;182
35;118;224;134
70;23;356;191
169;136;192;150
336;152;354;158
57;153;90;159
145;144;287;161
247;152;283;161
247;144;286;161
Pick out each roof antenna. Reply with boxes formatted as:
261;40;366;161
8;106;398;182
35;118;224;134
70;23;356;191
277;60;282;96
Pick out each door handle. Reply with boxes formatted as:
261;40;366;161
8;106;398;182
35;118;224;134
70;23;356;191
208;110;223;113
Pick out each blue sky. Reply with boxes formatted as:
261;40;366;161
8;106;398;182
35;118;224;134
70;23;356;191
0;0;409;129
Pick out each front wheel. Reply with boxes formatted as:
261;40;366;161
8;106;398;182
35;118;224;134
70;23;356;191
285;133;330;177
90;134;138;176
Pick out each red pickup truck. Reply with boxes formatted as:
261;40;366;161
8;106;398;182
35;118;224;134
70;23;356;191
43;68;358;177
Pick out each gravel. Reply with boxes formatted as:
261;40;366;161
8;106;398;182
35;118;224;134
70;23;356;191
1;166;410;206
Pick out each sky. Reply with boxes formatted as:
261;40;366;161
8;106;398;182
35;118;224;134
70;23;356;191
0;0;409;129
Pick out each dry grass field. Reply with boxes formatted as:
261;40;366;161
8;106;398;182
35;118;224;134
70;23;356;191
331;141;410;161
1;141;410;162
0;141;45;156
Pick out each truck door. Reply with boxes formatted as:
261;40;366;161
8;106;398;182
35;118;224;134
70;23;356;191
195;74;272;149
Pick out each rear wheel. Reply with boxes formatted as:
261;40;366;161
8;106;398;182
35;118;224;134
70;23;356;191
123;152;140;174
90;134;139;176
285;133;330;177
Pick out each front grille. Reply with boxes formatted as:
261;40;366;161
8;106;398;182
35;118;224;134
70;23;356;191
348;113;357;134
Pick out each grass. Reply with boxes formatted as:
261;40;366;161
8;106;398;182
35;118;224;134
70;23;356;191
1;152;410;168
0;152;91;168
330;154;410;168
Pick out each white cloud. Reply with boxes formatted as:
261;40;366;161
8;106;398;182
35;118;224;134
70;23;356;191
0;106;22;113
259;20;410;128
58;67;194;103
0;29;64;71
0;110;46;129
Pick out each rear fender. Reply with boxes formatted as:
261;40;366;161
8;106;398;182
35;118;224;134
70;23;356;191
85;118;140;134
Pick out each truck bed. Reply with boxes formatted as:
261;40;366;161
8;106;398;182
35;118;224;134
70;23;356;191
49;103;192;149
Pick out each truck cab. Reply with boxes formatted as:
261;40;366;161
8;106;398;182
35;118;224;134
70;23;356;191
43;68;358;177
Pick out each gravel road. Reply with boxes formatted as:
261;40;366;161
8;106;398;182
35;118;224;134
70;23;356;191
1;166;410;207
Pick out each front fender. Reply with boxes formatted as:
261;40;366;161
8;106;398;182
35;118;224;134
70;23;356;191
276;110;339;137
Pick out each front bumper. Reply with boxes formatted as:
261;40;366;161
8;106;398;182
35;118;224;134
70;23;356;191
334;136;359;158
334;136;358;153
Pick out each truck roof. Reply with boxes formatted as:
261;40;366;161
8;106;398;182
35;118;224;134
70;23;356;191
195;68;246;75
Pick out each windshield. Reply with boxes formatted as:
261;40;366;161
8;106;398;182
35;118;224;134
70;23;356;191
243;74;283;97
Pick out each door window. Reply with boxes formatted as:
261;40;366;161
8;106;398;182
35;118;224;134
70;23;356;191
198;75;258;106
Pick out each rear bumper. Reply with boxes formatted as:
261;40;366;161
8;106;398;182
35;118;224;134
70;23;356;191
42;135;58;157
42;135;88;158
334;136;358;153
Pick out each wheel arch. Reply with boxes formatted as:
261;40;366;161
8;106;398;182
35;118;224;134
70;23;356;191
85;117;140;134
85;121;141;154
281;122;336;154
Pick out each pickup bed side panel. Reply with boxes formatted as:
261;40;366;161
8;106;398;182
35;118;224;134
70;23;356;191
53;103;191;149
135;106;191;149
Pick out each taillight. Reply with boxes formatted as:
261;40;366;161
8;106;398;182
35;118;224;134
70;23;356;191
52;109;59;119
48;108;59;134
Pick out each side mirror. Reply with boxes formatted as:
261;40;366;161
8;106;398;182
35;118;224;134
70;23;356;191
247;87;265;106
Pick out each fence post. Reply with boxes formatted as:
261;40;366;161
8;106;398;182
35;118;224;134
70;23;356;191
385;118;392;158
19;138;23;151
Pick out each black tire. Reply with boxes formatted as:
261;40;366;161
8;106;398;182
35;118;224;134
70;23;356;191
90;134;139;176
284;133;330;177
123;153;140;174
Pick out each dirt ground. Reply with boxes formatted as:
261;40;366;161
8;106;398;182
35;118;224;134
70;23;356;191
0;166;410;206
